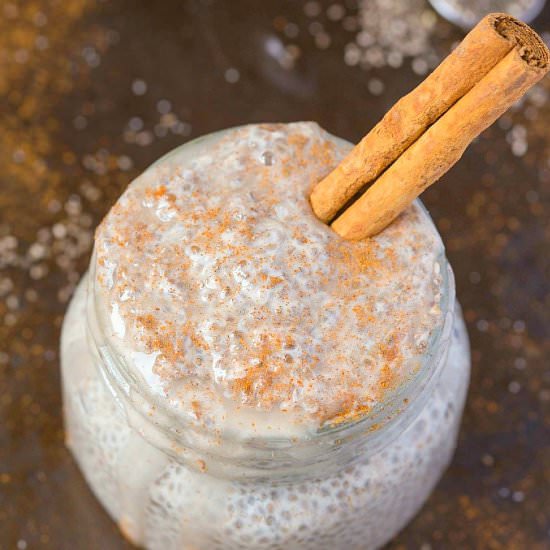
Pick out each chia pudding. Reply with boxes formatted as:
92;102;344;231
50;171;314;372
61;122;470;549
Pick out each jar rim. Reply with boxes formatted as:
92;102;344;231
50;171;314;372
85;129;456;479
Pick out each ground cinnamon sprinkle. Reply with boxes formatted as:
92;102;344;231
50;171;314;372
94;122;445;431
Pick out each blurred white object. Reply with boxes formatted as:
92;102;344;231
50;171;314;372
428;0;546;29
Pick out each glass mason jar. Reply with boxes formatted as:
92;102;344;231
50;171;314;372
61;134;471;550
427;0;546;30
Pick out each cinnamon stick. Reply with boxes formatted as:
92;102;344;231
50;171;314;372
332;45;549;240
310;13;550;232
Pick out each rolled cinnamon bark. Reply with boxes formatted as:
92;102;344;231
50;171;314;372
331;45;549;240
310;13;550;228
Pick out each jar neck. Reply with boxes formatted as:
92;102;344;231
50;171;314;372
85;249;456;482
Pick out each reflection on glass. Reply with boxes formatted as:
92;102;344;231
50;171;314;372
428;0;546;29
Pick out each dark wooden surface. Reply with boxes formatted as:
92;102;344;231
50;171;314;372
0;1;549;548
